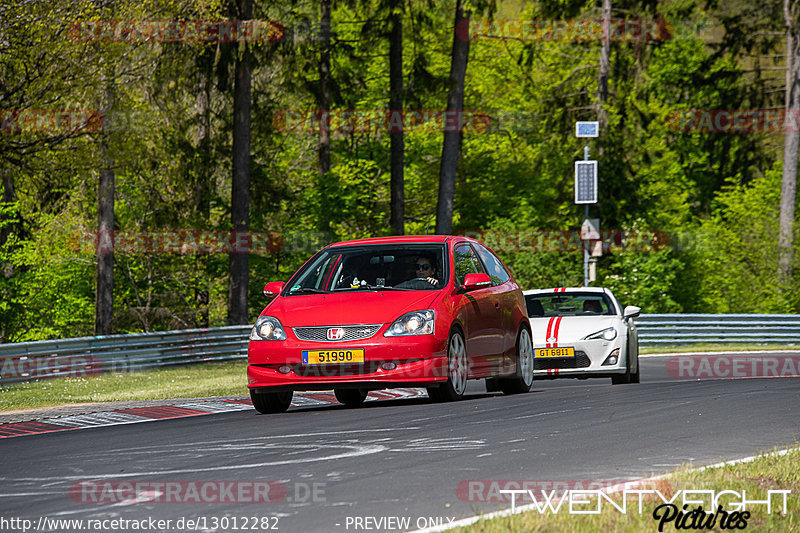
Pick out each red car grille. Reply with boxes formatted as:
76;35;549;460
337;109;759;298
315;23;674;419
293;325;381;342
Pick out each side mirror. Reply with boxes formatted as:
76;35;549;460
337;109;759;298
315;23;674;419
623;305;641;319
462;273;492;291
263;281;285;298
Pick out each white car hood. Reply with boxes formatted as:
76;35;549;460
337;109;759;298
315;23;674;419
530;316;618;346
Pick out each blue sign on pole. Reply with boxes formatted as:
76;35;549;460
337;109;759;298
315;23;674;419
574;161;598;204
575;121;599;138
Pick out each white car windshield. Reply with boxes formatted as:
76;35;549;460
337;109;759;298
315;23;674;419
526;293;616;317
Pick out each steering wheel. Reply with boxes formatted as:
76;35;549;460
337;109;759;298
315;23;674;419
396;277;438;289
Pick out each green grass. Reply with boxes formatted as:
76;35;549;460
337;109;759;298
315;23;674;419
641;343;800;354
0;360;249;411
456;447;800;532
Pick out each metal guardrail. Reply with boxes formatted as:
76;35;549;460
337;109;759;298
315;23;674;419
635;314;800;345
1;315;799;384
0;326;250;384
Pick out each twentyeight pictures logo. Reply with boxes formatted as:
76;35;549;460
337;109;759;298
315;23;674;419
459;480;791;531
498;486;790;531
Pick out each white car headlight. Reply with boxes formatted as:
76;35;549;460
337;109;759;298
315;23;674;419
384;310;435;337
250;316;287;341
584;327;617;341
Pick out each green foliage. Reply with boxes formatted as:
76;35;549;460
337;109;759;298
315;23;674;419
312;159;391;240
0;0;797;343
480;217;584;289
598;223;684;313
681;163;799;313
0;207;95;342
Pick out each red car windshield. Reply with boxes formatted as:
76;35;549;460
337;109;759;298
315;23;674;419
285;244;449;294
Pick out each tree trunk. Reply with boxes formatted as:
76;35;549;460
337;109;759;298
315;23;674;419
597;0;611;130
95;76;115;336
1;172;16;251
389;0;405;235
195;49;214;222
228;0;253;325
317;0;332;234
779;0;800;284
194;50;213;329
435;0;470;235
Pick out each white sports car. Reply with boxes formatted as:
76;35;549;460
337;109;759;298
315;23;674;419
522;287;641;384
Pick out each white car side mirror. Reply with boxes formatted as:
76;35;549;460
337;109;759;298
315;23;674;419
623;305;641;319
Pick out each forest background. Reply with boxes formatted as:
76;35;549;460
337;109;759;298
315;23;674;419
1;0;796;342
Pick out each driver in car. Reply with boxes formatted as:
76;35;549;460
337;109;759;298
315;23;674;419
414;256;440;287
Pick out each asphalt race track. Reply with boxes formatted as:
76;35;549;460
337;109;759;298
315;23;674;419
1;354;799;532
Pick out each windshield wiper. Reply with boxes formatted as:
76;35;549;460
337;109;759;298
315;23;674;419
288;287;327;294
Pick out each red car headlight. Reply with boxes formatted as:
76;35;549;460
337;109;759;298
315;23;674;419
250;316;287;341
384;310;435;337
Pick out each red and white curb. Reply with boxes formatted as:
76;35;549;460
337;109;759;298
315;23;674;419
0;388;426;439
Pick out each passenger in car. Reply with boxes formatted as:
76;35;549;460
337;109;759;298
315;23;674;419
413;255;440;287
583;300;602;314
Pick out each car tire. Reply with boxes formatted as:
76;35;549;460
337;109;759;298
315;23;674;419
629;350;640;384
427;328;468;402
250;389;293;414
500;327;534;394
334;388;368;407
611;346;639;385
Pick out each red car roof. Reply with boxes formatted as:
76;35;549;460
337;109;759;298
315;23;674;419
327;235;459;247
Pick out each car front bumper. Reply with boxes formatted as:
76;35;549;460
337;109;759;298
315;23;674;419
532;339;627;378
247;331;449;391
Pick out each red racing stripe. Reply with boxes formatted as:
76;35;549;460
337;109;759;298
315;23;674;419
545;317;556;348
552;316;563;347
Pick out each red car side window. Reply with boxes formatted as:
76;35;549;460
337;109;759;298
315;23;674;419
453;244;483;286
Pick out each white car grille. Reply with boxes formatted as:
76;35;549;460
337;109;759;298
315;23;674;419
534;350;591;369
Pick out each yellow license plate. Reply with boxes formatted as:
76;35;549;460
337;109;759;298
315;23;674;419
535;347;575;358
302;349;365;365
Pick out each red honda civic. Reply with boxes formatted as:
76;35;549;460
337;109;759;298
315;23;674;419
247;235;533;413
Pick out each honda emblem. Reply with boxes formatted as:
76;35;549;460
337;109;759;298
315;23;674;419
327;328;345;340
